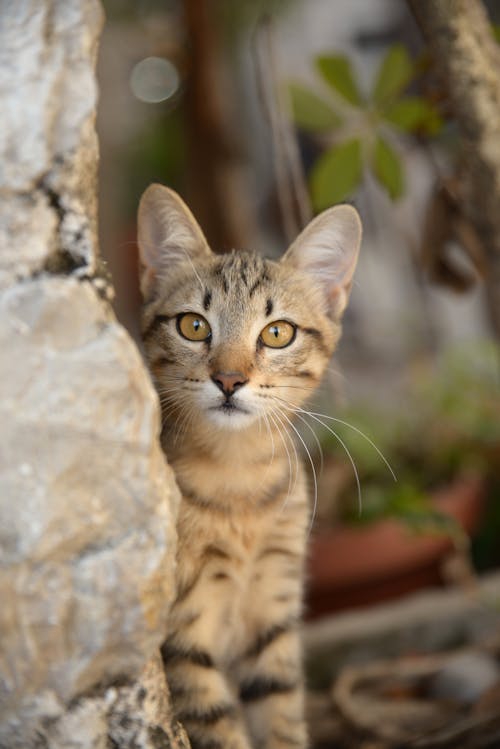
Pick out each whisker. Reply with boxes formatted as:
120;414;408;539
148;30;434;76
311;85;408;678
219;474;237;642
247;409;280;506
301;410;362;517
292;410;324;478
273;407;318;535
307;411;396;483
265;410;276;466
270;394;363;517
267;408;297;506
272;391;397;504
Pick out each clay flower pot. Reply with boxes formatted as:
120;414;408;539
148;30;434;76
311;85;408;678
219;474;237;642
306;476;486;619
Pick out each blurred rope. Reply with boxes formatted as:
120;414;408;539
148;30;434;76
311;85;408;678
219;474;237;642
252;15;312;243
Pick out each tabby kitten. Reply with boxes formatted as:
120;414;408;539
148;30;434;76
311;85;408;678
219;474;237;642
138;184;361;749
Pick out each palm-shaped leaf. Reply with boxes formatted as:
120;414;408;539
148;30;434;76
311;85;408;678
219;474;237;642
310;139;362;210
316;55;361;105
383;96;442;135
288;83;342;132
372;136;404;200
372;44;414;105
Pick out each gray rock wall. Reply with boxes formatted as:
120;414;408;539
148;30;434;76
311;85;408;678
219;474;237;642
0;2;184;746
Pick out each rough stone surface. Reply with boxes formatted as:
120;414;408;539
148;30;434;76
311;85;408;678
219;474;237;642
2;655;191;749
0;1;183;746
0;0;103;285
0;277;180;744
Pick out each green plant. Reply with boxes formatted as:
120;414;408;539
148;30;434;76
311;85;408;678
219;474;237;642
316;342;499;539
289;43;442;209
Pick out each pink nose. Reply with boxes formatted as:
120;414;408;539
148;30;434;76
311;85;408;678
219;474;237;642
211;372;248;397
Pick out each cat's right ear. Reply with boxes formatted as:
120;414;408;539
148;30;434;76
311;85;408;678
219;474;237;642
282;204;362;320
137;183;212;301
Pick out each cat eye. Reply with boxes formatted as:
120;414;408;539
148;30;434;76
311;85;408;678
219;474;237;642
260;320;296;348
177;312;212;342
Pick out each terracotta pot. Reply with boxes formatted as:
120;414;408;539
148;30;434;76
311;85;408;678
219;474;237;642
306;476;486;619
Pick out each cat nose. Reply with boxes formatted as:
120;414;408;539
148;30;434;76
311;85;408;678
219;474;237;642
211;372;248;397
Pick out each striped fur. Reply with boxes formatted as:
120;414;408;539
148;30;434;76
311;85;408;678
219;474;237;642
138;184;361;749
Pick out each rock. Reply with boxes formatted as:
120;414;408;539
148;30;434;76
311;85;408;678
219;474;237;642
106;653;190;749
2;655;191;749
0;278;180;744
0;1;183;746
0;0;103;286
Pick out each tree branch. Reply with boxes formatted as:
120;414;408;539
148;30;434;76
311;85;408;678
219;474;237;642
408;0;500;337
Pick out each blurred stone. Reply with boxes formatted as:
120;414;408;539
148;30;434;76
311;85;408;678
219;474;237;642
304;572;500;690
429;651;500;705
306;690;344;746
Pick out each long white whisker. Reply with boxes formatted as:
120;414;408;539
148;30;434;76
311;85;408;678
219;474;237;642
307;411;397;483
272;395;363;517
247;409;277;504
271;404;300;498
265;410;276;466
267;408;296;507
177;400;198;443
302;411;362;517
293;410;324;478
275;407;318;535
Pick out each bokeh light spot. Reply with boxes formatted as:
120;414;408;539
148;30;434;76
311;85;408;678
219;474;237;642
130;56;180;103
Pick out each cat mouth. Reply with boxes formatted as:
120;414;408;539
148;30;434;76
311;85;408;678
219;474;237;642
205;396;257;429
210;399;249;415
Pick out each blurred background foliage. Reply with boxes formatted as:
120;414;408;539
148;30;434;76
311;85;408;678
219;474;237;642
290;43;442;207
316;341;500;567
98;0;500;586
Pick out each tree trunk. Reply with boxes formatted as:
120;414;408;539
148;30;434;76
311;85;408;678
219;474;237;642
408;0;500;338
0;2;186;747
183;0;258;252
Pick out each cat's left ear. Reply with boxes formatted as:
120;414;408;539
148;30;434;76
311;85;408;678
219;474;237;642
282;205;362;319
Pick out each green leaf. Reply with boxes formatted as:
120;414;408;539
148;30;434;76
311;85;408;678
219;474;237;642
372;44;414;105
383;96;442;135
288;83;342;132
316;55;361;105
372;136;404;200
310;139;363;210
492;23;500;43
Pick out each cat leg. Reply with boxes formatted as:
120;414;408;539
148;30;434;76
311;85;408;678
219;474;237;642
162;634;253;749
237;624;307;749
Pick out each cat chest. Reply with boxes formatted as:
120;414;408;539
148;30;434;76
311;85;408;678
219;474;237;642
175;498;307;663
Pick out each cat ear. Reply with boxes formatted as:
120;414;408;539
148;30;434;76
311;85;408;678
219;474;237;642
137;183;212;300
282;204;362;319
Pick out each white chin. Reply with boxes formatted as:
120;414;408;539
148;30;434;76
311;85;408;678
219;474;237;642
206;406;258;431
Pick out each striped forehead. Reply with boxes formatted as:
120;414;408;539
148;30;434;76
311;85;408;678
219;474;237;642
209;252;274;308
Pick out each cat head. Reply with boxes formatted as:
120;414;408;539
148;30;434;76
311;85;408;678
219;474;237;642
138;184;361;433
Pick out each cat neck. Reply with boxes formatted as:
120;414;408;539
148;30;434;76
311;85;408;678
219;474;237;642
162;415;288;464
161;417;298;507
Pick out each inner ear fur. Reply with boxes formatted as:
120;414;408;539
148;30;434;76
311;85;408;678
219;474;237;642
137;183;212;300
282;204;362;319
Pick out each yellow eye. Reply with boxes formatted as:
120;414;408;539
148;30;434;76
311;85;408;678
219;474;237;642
260;320;296;348
177;313;212;342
